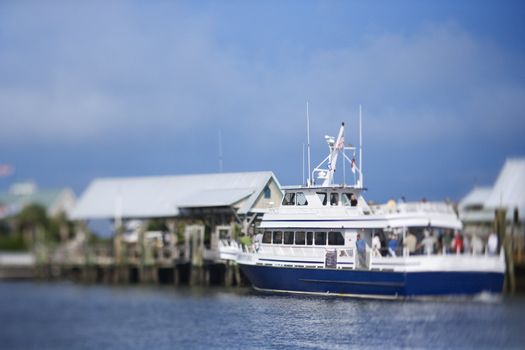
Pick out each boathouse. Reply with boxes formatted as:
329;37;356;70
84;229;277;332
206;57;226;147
70;171;282;282
72;171;281;225
459;157;525;237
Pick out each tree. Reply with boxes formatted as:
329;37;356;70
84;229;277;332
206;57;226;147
17;203;48;245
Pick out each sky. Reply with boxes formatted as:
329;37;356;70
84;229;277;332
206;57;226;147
0;0;524;203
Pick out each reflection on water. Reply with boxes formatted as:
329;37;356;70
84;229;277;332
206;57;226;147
0;282;524;349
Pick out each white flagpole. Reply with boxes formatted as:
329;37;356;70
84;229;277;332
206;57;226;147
359;104;363;188
302;143;305;186
218;129;224;173
307;101;312;187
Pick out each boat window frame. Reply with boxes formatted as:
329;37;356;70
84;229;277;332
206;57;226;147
283;231;294;245
328;231;345;246
296;192;308;206
316;192;328;206
262;231;272;244
306;232;313;245
282;192;296;206
295;231;306;245
341;193;351;206
342;193;358;207
330;192;339;206
272;231;283;244
314;231;327;245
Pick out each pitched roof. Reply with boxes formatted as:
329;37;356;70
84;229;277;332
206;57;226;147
0;188;74;218
458;186;492;209
71;171;280;220
459;157;525;222
485;158;525;214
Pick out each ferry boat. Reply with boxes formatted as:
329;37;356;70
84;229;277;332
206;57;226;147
237;121;505;299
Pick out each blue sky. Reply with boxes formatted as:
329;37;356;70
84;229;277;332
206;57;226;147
0;0;524;203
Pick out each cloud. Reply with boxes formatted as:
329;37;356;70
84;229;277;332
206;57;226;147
1;2;523;149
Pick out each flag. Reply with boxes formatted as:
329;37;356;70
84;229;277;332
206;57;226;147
0;164;14;176
351;158;356;174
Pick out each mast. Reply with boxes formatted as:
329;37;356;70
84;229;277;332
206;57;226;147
322;123;345;186
359;105;363;188
306;101;312;187
302;143;305;185
218;129;223;173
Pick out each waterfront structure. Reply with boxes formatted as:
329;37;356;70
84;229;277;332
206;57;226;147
71;171;282;268
0;181;76;219
459;158;525;237
72;171;281;229
237;122;505;298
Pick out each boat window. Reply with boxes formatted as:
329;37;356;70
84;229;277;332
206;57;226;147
330;193;339;206
295;231;305;245
282;192;295;206
316;192;327;206
328;231;345;246
284;231;294;245
272;231;283;244
306;232;313;245
315;232;327;245
262;231;272;244
342;193;358;207
296;192;308;206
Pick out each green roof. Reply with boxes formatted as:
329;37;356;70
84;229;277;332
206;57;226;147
0;189;64;213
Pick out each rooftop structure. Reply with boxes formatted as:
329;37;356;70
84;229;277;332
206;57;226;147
71;171;282;220
459;158;525;224
0;182;76;219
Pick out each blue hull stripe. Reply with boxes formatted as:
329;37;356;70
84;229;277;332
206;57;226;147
259;258;324;264
300;278;405;288
259;258;354;265
264;218;384;222
239;264;504;297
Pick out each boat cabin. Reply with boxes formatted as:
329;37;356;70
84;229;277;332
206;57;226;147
280;186;365;209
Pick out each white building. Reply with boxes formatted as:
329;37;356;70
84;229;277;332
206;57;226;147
0;181;76;219
459;158;525;236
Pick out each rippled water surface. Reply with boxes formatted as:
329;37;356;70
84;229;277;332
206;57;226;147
1;282;524;349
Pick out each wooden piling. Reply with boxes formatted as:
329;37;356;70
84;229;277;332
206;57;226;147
496;208;516;294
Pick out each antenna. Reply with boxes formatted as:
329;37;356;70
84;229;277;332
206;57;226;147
343;133;346;186
302;143;305;185
218;129;223;173
306;101;312;186
359;104;363;188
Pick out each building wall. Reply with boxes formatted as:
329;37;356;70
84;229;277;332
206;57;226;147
49;189;77;218
251;178;283;210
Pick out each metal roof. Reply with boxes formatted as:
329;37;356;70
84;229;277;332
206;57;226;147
0;187;75;218
459;158;525;223
458;186;492;209
485;158;525;214
71;171;280;220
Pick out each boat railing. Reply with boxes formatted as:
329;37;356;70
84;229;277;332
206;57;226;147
371;202;456;215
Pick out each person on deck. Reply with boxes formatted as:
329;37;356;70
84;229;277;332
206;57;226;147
356;234;367;268
420;229;436;255
487;232;498;255
372;234;382;257
471;234;483;255
388;234;399;257
451;231;464;254
443;230;453;254
405;231;417;256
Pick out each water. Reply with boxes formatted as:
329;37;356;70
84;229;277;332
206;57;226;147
1;282;525;349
